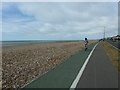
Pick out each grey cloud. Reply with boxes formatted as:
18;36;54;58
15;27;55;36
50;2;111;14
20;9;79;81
2;2;118;40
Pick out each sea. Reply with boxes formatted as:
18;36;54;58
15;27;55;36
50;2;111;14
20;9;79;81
1;40;79;47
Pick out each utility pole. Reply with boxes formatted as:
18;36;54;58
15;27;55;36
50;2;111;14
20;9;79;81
103;26;105;40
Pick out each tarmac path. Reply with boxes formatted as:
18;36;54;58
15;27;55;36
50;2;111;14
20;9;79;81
22;43;96;89
76;43;118;88
21;42;118;89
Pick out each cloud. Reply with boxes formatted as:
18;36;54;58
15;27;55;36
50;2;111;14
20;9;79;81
2;2;118;40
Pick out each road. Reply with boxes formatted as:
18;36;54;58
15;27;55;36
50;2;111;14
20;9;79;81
107;40;120;49
76;43;118;88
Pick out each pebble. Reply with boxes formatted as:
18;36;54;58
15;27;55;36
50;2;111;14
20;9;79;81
2;41;95;88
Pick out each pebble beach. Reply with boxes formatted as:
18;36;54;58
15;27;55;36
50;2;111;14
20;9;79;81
2;41;96;88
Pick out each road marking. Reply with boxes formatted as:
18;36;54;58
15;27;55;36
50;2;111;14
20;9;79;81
70;43;98;89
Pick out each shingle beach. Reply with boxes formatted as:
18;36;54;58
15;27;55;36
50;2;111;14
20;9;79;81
2;41;96;88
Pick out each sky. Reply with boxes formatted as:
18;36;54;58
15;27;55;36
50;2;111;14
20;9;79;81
1;2;118;40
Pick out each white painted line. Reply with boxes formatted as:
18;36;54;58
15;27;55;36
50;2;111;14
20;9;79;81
70;43;98;89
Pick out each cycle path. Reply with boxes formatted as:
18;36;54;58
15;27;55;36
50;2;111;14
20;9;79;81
22;43;96;88
76;43;118;88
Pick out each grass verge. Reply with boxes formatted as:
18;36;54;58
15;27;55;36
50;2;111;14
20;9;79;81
102;41;120;73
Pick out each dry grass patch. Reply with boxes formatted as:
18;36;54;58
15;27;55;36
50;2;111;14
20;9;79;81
102;42;120;73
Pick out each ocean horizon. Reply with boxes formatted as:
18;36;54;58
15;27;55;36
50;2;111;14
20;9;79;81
1;40;80;47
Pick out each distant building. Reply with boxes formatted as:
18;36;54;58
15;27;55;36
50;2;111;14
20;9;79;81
107;35;120;41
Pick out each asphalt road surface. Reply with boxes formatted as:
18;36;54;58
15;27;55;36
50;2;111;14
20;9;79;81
76;43;118;88
107;40;120;49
